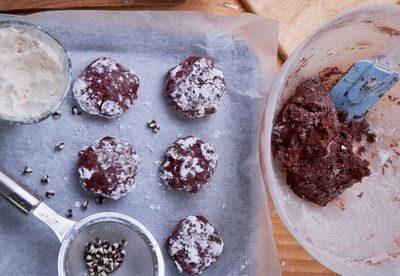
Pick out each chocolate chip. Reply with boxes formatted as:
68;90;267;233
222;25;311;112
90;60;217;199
71;106;82;115
41;175;50;184
95;195;105;204
81;200;89;210
23;166;33;174
65;209;73;218
52;111;62;120
147;119;160;133
45;190;55;198
55;142;65;151
119;239;127;247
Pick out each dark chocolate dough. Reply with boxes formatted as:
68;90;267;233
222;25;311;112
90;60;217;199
272;79;371;206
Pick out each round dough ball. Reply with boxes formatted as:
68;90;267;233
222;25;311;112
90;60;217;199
167;215;224;275
165;56;226;118
160;136;218;193
78;136;139;199
73;57;139;118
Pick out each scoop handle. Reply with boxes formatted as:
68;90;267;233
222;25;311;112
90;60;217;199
0;167;42;214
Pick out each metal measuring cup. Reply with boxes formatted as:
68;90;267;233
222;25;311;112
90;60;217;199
0;168;165;275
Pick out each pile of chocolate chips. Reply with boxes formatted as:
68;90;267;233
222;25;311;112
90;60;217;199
84;238;127;276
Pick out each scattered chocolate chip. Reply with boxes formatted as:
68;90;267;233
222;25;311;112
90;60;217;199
147;119;156;128
45;190;55;198
147;119;160;133
367;132;377;143
23;166;33;174
71;106;82;115
81;200;89;210
41;175;50;184
358;192;364;198
95;195;105;204
55;142;65;151
52;111;62;120
119;239;127;247
65;208;73;218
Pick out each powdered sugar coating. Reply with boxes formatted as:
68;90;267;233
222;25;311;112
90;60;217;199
78;136;139;199
165;56;226;118
167;215;224;275
73;57;139;118
160;136;218;193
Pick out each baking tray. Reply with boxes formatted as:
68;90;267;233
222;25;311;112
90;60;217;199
0;11;279;275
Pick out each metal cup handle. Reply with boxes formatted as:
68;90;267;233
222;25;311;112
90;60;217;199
0;167;42;214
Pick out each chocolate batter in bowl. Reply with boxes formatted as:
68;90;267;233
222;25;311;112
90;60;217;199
260;4;400;275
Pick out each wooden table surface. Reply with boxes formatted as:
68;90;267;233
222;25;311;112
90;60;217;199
3;0;398;274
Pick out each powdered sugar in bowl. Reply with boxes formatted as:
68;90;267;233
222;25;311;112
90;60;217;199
0;21;71;124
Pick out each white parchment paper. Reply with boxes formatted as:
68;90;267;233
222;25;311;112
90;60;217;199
0;11;279;275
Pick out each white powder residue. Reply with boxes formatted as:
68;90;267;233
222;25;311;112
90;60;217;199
109;180;135;199
148;204;160;210
179;157;204;181
78;167;95;180
379;151;391;164
177;136;198;149
214;130;222;138
223;2;240;10
0;26;67;121
101;100;123;118
91;57;118;72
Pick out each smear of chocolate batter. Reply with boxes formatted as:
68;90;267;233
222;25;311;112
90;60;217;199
272;79;372;206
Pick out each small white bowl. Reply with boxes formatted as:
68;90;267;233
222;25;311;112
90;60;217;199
0;21;71;124
260;4;400;275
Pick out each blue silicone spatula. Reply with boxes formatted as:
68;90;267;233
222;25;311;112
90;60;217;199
331;37;400;119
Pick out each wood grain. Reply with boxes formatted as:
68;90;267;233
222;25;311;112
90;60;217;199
0;0;184;11
0;0;245;15
241;0;398;59
268;200;336;275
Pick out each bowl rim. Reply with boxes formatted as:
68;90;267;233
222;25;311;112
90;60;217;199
0;20;72;124
259;3;400;274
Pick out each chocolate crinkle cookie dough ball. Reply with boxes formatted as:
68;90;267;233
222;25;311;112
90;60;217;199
160;136;218;193
272;78;374;206
78;136;139;200
73;57;139;118
165;56;226;118
167;215;224;275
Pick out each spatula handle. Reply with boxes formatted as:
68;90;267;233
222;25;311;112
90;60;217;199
0;167;42;215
